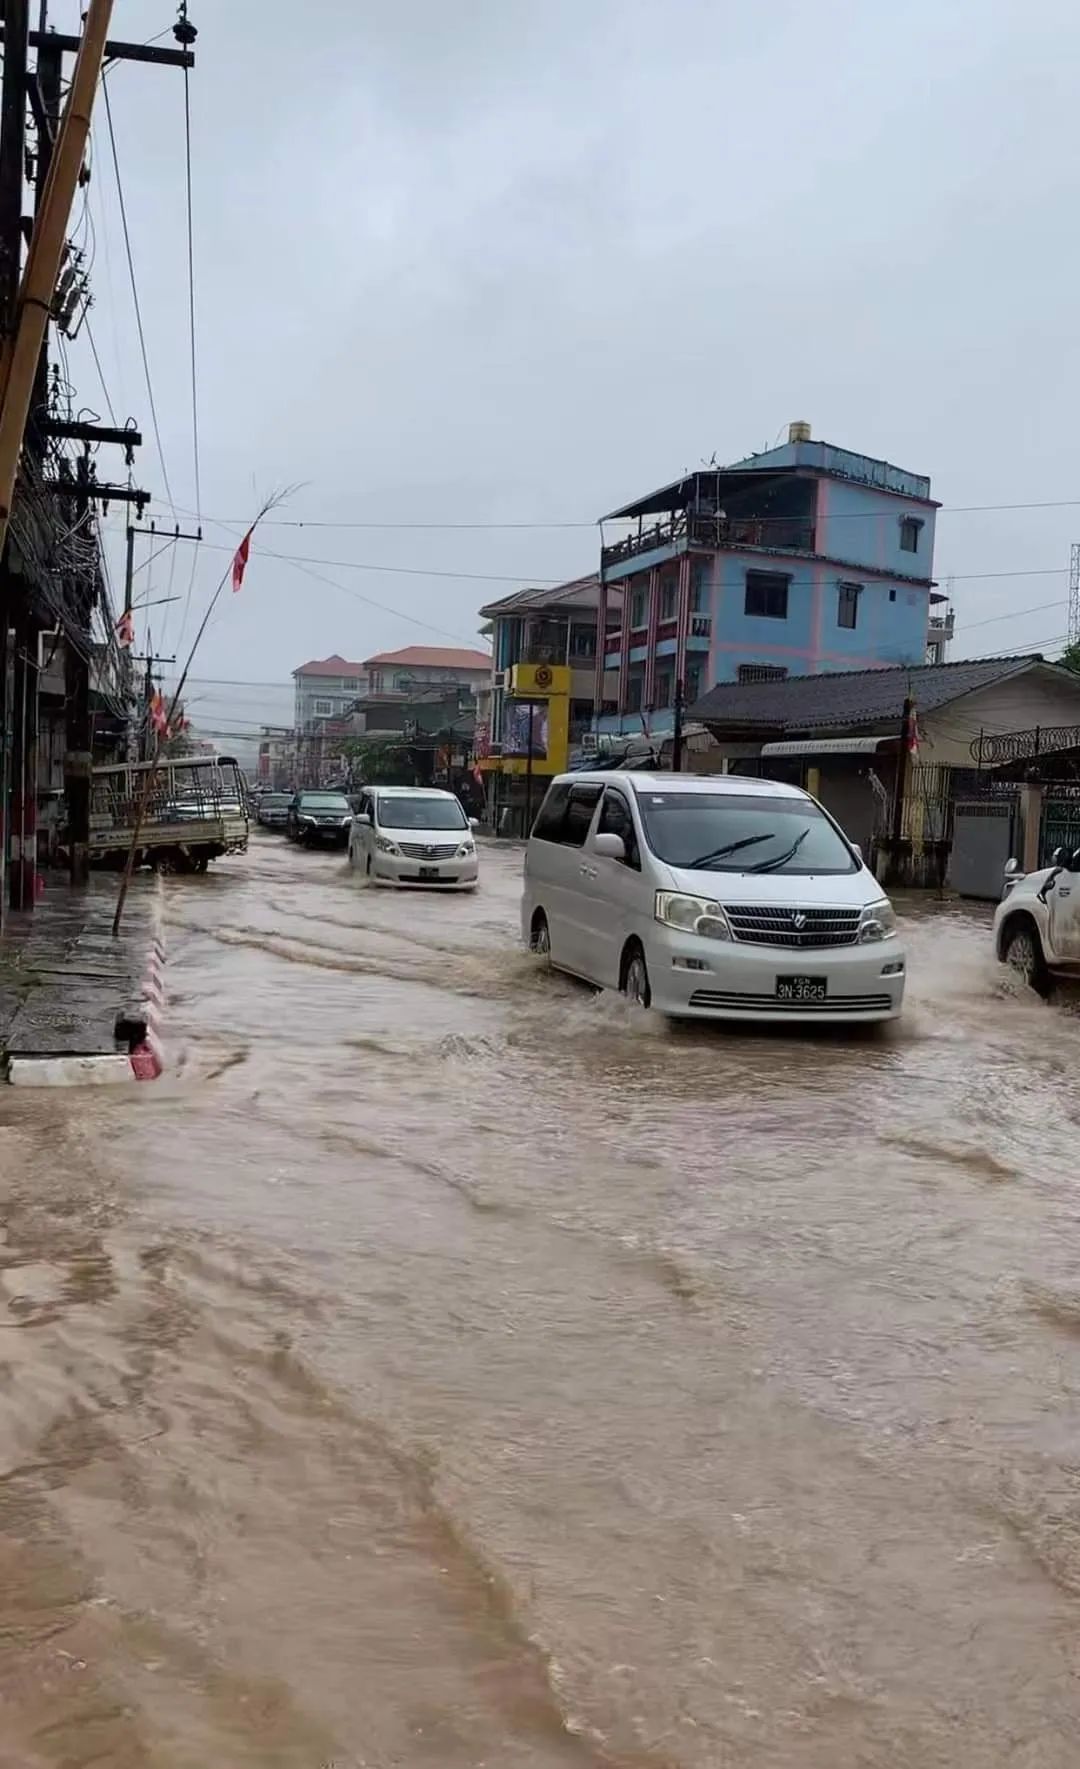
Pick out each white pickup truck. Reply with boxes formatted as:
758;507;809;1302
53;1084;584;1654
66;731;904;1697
992;846;1080;994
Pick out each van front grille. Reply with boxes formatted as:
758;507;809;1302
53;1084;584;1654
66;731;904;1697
725;905;862;949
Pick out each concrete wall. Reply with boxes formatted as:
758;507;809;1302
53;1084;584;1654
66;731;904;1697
816;477;936;581
920;667;1080;766
698;549;929;681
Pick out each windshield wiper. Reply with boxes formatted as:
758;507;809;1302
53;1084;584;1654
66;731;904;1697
685;833;775;868
749;826;811;873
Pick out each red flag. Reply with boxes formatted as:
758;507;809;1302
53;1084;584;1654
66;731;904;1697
231;528;252;592
150;692;169;738
115;609;134;648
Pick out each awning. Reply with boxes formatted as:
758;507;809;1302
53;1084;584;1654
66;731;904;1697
760;735;897;758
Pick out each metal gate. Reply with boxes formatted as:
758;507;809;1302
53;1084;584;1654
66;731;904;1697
1041;794;1080;865
948;799;1017;899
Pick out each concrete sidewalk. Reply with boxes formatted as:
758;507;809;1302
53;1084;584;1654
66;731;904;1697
0;873;159;1065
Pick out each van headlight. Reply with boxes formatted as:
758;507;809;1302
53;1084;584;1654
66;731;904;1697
859;899;897;942
456;840;475;858
375;834;399;854
654;891;732;940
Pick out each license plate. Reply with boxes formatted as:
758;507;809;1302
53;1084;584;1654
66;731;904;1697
419;866;440;879
776;975;826;1002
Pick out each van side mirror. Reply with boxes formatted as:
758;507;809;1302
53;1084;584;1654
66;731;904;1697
1004;857;1021;877
851;842;863;863
1051;847;1066;866
593;832;626;862
469;816;480;828
1071;849;1080;873
354;812;371;826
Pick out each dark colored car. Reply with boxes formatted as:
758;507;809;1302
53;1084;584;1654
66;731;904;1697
287;791;353;847
256;791;292;830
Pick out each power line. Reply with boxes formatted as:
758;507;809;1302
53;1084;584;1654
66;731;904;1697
101;70;175;513
954;596;1068;633
176;15;202;652
166;494;1080;530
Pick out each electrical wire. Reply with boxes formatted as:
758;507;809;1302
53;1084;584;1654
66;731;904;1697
175;25;202;653
100;70;175;514
166;493;1080;531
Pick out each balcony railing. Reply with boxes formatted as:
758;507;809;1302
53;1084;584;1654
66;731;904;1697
689;614;712;639
928;608;955;640
601;510;815;571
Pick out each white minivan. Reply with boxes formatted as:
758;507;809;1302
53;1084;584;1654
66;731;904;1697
349;786;479;889
521;771;905;1023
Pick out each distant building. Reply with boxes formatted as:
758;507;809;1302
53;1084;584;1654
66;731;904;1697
476;574;599;831
292;655;367;732
362;645;490;695
595;422;947;740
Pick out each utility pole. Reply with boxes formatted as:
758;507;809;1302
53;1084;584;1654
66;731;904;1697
132;650;175;762
523;700;535;836
671;676;684;773
890;695;913;855
0;0;29;923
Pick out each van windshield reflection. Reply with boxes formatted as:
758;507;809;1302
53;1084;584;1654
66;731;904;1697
635;792;857;875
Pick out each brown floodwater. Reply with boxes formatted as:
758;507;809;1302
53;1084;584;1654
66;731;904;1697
2;836;1080;1767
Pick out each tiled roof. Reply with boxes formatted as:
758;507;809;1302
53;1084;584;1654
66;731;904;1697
293;654;367;679
478;573;600;619
690;656;1064;731
362;645;491;671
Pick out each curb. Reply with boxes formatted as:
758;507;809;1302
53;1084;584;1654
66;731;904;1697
6;897;168;1088
129;930;167;1081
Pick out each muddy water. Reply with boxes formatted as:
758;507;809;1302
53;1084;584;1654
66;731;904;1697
2;837;1080;1767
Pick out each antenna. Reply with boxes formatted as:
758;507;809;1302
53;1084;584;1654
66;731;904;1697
1070;543;1080;645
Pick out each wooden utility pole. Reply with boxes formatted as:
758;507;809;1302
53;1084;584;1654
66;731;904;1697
890;695;913;850
0;0;115;551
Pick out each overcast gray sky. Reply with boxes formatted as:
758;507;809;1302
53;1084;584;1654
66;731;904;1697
55;0;1080;740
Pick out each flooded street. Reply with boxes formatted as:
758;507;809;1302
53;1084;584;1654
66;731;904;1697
3;835;1080;1767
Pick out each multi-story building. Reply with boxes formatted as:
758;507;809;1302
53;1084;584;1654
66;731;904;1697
476;574;599;831
292;655;367;733
362;645;491;696
595;423;946;738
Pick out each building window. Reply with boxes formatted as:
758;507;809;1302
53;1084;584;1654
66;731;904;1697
369;671;383;692
314;698;333;716
341;677;358;691
653;669;673;709
888;588;897;602
684;659;704;705
737;663;788;685
626;671;645;712
899;517;923;554
630;584;647;629
659;576;678;621
744;571;790;620
837;582;861;629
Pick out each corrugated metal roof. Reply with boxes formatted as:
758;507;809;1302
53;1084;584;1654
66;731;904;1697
690;656;1066;732
362;645;491;671
478;574;600;620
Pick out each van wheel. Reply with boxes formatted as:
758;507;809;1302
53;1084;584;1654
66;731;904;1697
621;942;652;1008
530;912;550;956
1003;919;1050;997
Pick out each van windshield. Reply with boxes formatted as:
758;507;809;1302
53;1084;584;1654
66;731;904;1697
634;790;857;876
376;796;467;830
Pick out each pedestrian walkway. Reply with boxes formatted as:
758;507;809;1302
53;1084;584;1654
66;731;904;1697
0;874;157;1062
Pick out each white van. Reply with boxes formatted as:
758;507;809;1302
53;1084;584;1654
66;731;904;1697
349;786;479;889
521;771;905;1022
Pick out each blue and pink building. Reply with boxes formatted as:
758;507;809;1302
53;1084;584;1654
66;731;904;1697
594;422;948;738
